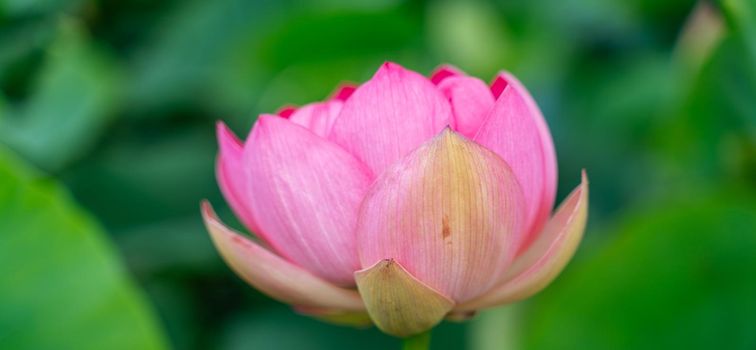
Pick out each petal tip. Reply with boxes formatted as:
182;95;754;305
215;120;228;133
277;105;297;118
331;84;357;101
200;199;211;216
435;126;466;143
201;201;365;311
381;61;400;70
216;122;242;151
490;70;526;99
200;200;230;241
375;61;409;77
200;199;220;222
430;64;463;84
252;114;282;137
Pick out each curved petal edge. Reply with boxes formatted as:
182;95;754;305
329;61;452;175
216;122;261;235
438;75;495;137
330;84;357;101
288;100;344;138
475;75;557;251
430;64;464;84
490;72;558;251
456;171;588;311
355;259;454;337
245;115;371;285
201;201;365;311
356;129;526;303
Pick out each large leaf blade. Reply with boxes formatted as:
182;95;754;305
0;147;168;350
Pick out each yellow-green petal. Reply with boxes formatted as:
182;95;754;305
355;259;454;337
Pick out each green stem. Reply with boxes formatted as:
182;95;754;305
402;330;431;350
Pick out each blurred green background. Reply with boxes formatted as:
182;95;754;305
1;0;754;349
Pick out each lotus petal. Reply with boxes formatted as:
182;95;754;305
355;259;454;337
202;201;364;311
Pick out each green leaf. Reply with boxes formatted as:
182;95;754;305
0;0;81;17
0;20;120;171
216;5;423;117
63;123;218;229
656;33;756;188
522;191;756;350
125;0;271;114
722;0;756;60
0;146;168;350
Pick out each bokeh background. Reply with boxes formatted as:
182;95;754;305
1;0;754;349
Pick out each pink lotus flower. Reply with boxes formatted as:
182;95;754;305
202;62;588;337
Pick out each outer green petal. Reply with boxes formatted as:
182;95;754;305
355;259;455;337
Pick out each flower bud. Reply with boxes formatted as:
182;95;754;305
202;62;589;337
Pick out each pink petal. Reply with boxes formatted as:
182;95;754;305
288;100;344;138
216;122;261;235
245;115;372;286
329;62;452;176
357;129;526;303
330;84;357;101
475;73;557;252
456;171;588;311
202;201;364;310
438;76;495;137
277;106;297;118
491;72;558;250
430;64;464;85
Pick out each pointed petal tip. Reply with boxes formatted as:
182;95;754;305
434;125;470;144
490;70;516;98
277;105;297;118
439;125;455;136
251;114;284;138
329;60;451;174
581;168;589;184
355;259;454;337
257;113;279;124
201;201;365;311
374;61;417;78
202;199;240;249
430;64;464;84
215;120;228;133
201;200;238;243
200;199;212;218
380;61;400;70
331;84;357;101
216;121;242;150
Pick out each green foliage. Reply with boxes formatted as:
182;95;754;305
0;0;754;349
0;21;119;171
522;191;756;350
0;147;167;349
